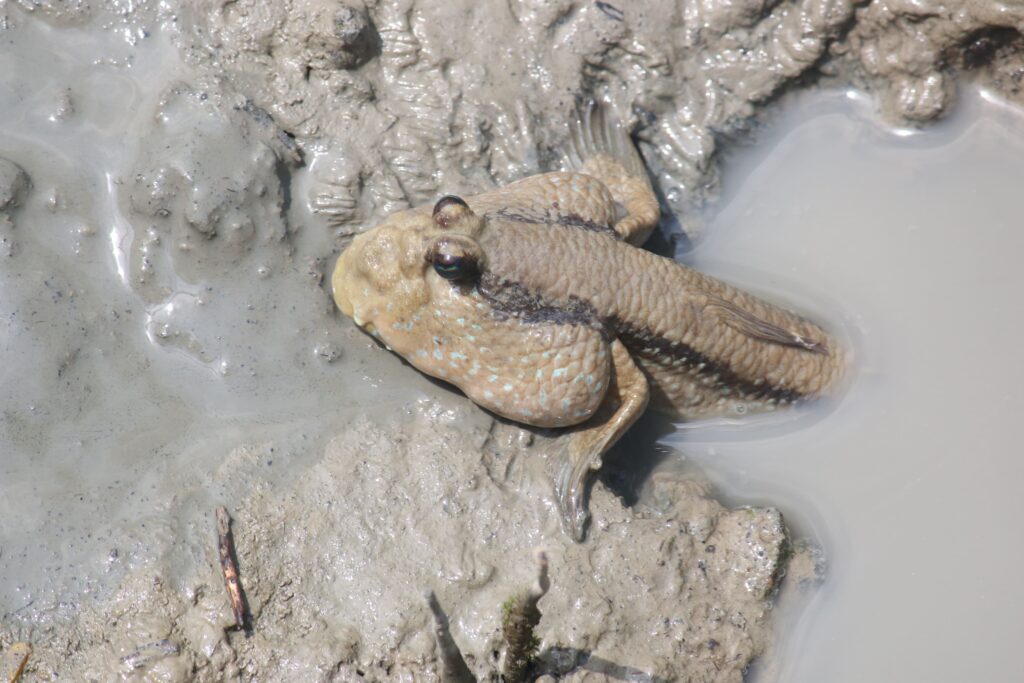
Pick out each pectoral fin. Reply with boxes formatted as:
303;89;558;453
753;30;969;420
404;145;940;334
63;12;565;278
705;298;827;354
555;339;649;542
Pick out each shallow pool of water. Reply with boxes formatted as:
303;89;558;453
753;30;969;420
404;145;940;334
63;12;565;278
666;86;1024;682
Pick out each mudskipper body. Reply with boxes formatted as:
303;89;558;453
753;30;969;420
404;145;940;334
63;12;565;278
332;105;845;540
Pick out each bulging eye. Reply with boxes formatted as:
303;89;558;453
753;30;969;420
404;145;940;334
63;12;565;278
433;195;468;215
432;195;472;228
432;252;478;281
425;236;483;282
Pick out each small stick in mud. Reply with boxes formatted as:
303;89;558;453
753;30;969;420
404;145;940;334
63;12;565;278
2;642;31;683
215;505;250;633
500;550;550;682
424;590;476;683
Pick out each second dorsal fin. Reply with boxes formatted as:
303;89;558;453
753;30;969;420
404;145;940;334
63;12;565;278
705;298;827;354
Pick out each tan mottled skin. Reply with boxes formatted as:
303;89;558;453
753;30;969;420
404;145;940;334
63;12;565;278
333;117;845;540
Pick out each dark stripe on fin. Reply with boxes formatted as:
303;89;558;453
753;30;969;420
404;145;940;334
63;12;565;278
612;318;805;404
704;298;828;354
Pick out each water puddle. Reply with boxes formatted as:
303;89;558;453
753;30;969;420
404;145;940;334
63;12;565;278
654;86;1024;682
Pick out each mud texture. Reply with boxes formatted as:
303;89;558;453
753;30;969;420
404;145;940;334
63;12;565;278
839;0;1024;122
15;408;793;682
0;0;1020;681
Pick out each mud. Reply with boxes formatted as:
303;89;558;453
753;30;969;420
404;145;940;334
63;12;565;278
1;0;1023;681
839;0;1024;122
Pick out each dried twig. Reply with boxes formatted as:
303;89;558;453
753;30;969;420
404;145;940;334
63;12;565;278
501;551;550;683
2;642;31;683
216;506;250;633
425;590;476;683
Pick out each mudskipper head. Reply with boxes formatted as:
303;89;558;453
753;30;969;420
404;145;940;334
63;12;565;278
332;195;486;354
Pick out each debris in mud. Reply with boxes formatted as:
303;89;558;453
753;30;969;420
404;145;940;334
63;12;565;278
499;551;549;682
1;642;31;683
426;551;550;683
425;590;476;683
0;158;30;213
121;639;181;673
216;506;250;634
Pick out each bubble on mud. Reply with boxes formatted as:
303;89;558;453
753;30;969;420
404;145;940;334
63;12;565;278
313;342;341;363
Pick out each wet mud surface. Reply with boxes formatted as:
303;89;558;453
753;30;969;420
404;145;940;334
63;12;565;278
2;0;1023;681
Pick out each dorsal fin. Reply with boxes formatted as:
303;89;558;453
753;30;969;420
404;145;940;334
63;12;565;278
704;298;828;354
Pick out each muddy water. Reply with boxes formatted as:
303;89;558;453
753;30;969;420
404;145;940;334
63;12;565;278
663;87;1024;681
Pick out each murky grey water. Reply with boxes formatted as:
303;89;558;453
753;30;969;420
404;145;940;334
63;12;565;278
665;86;1024;682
